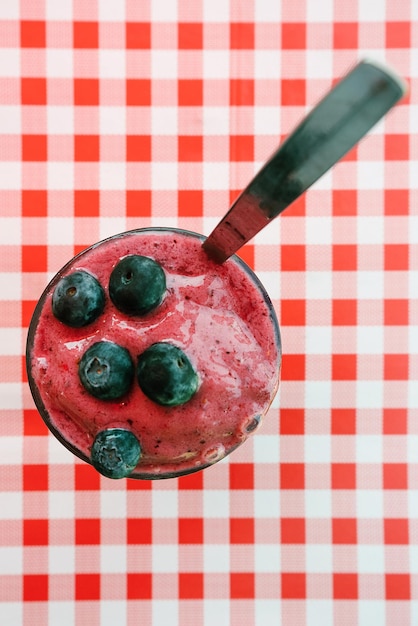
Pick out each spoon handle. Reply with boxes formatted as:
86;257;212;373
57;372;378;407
202;59;407;263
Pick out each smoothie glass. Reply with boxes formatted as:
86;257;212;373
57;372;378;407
26;228;281;479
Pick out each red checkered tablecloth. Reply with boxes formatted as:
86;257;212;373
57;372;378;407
0;1;416;624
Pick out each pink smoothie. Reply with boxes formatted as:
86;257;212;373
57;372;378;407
27;228;281;479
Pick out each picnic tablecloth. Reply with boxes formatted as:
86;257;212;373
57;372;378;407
0;1;416;624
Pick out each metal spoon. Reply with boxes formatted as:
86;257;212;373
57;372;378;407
202;59;407;263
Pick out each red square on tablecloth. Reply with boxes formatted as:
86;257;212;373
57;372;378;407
22;135;47;161
178;190;203;217
281;573;306;599
384;244;409;270
229;135;254;161
332;518;357;544
230;573;255;599
281;245;305;271
24;519;49;545
333;190;357;216
281;23;306;49
178;136;203;162
281;80;306;106
281;355;305;381
332;245;357;271
75;135;100;162
384;354;409;380
383;463;408;490
126;135;151;162
179;518;204;544
126;79;151;106
280;464;305;490
383;409;407;435
178;80;203;106
178;23;203;49
177;471;203;490
75;574;101;600
230;518;254;544
74;79;99;105
23;408;48;436
22;245;47;272
76;519;101;545
386;22;411;49
21;78;47;105
333;573;358;599
74;190;100;217
74;465;101;490
331;409;356;435
127;573;152;599
127;519;152;544
230;79;254;106
229;463;254;490
333;300;357;326
21;21;46;48
384;299;409;326
386;574;411;599
332;354;357;380
332;463;356;489
230;23;255;49
179;573;204;599
333;23;358;49
73;21;99;48
385;134;409;160
126;23;151;49
280;409;305;435
126;190;151;217
22;190;47;216
281;300;306;326
281;518;305;544
24;574;48;601
385;189;409;215
384;519;409;544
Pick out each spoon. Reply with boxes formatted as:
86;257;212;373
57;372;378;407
202;59;407;263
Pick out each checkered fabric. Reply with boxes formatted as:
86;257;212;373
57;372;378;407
0;0;416;624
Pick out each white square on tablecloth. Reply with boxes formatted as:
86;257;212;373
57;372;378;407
358;601;386;626
254;490;280;518
204;600;230;626
255;600;283;626
306;600;334;626
152;545;178;573
356;435;383;463
305;435;331;464
100;602;127;626
306;545;333;573
98;0;126;21
203;544;230;573
356;490;384;518
305;489;332;518
0;106;20;133
254;544;281;573
48;546;75;574
357;545;385;573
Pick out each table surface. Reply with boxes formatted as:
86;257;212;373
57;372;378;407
0;1;417;625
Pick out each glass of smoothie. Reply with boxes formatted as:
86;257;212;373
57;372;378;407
27;228;281;479
26;60;406;479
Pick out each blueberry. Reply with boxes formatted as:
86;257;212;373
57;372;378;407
91;428;141;479
109;255;166;316
137;342;199;406
79;341;134;400
52;270;105;328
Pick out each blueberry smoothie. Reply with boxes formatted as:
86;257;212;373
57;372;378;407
26;228;281;479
